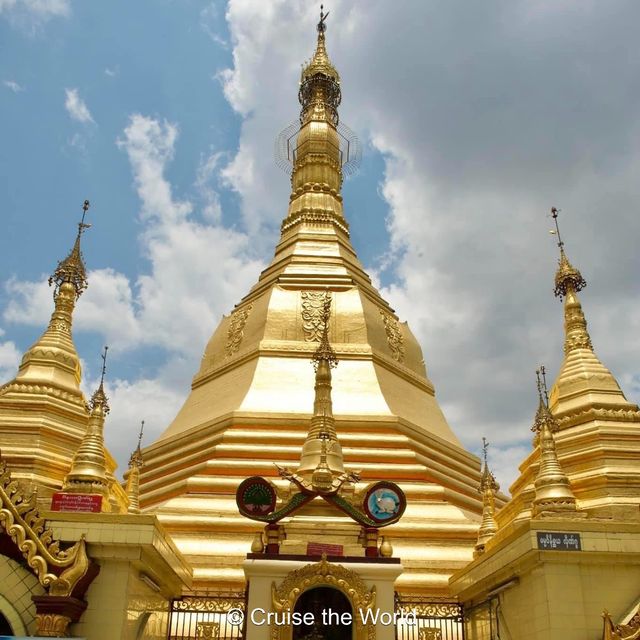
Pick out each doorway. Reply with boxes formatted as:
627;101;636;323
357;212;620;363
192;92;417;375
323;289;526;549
293;587;352;640
0;611;13;635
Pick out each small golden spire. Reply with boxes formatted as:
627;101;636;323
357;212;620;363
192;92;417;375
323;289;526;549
549;207;593;355
49;200;91;300
475;437;499;553
14;201;93;391
126;420;145;514
531;366;577;516
297;293;345;488
63;346;110;506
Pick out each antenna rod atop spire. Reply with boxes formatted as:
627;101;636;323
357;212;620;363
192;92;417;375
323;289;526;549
137;419;145;450
536;365;549;406
550;207;564;254
482;437;489;466
99;345;109;386
78;199;92;237
318;4;329;33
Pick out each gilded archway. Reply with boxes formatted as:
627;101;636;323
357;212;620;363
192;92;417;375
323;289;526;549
271;555;376;640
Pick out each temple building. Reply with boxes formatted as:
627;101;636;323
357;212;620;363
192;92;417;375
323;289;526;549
1;11;640;640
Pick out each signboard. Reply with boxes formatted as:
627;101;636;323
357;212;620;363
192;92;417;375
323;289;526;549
50;492;102;513
307;542;344;557
536;531;581;551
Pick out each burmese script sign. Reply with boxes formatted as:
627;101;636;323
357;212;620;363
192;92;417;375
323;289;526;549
307;542;344;557
50;492;102;513
536;531;582;551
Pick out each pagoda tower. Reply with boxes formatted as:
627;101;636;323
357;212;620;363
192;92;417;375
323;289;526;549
140;14;484;595
498;209;640;526
0;201;127;511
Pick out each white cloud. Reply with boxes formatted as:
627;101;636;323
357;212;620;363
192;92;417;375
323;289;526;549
64;88;94;124
195;150;224;222
200;3;228;48
3;80;24;92
0;0;69;30
104;67;117;78
0;330;21;382
4;277;51;327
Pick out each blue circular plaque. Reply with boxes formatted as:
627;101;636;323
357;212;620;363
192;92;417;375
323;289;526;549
363;481;406;526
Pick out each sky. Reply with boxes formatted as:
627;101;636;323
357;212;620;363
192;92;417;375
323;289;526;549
1;0;639;493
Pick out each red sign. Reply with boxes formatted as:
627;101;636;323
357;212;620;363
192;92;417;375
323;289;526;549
51;492;102;513
307;542;344;557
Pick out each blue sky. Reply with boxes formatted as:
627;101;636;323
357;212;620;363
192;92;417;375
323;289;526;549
2;1;640;491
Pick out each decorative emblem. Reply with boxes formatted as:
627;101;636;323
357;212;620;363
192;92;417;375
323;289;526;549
225;304;252;357
379;310;405;363
196;622;220;639
301;290;331;342
362;481;406;525
236;476;277;517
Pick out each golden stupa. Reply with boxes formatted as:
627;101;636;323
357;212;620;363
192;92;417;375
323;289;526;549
138;16;483;596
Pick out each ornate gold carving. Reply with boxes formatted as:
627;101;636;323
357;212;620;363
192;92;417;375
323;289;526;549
173;596;246;613
603;607;640;640
35;613;72;637
281;211;349;235
419;630;442;640
394;598;462;619
225;304;253;358
271;555;376;640
197;621;220;639
379;310;405;363
556;406;640;429
0;381;84;404
0;451;92;597
301;291;331;342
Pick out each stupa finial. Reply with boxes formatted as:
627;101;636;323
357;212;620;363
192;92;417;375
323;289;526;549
63;347;111;506
475;437;499;553
49;199;91;299
550;207;587;300
126;419;145;514
89;346;110;415
531;366;578;516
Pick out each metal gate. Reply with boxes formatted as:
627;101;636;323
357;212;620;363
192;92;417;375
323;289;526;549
168;591;247;640
395;594;465;640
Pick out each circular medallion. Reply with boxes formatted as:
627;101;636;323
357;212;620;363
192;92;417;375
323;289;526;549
236;476;277;518
362;481;406;526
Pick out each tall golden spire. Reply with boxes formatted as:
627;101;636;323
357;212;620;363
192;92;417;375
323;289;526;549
532;366;577;516
297;294;345;489
125;420;145;514
14;201;91;393
475;437;499;553
547;207;632;417
63;346;110;508
281;6;346;235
